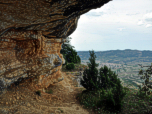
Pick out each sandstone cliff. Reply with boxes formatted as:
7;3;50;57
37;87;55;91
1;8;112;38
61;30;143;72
0;0;112;95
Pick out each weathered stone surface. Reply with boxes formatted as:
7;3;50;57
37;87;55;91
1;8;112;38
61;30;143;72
0;0;112;38
0;0;112;95
0;30;66;94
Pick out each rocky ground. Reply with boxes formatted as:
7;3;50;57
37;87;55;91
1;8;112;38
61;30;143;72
0;63;138;114
0;64;96;114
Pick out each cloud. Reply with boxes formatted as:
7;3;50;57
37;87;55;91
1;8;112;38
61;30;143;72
126;12;140;16
146;24;152;28
85;12;104;17
118;28;125;31
137;21;144;26
85;2;112;18
144;12;152;22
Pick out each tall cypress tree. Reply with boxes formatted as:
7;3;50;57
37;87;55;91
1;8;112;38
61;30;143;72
80;50;100;92
80;50;126;93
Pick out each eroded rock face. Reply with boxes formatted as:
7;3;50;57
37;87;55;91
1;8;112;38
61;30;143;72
0;0;112;95
0;0;112;38
0;30;66;94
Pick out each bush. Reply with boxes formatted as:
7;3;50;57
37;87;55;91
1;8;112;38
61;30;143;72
91;66;127;113
79;50;127;113
66;63;75;70
137;63;152;97
96;81;127;113
35;90;41;96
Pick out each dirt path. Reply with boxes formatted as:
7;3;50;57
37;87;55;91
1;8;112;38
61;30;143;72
0;71;96;114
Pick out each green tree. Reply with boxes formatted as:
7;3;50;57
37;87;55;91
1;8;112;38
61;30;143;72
137;63;152;97
65;46;81;64
60;37;74;66
97;64;127;113
79;50;127;113
80;50;100;92
97;65;120;91
60;37;81;66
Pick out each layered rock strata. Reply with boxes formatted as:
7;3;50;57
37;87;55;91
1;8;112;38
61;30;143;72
0;0;112;95
0;30;65;94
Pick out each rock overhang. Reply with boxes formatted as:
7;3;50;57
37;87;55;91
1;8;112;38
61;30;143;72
0;0;112;95
0;0;112;38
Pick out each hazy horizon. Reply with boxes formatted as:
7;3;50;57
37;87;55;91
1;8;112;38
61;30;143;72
76;49;152;52
69;0;152;52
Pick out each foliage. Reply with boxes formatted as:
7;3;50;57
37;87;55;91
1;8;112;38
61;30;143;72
79;49;127;113
96;81;127;113
76;55;81;64
66;62;75;70
80;50;100;92
35;90;41;96
137;63;152;97
60;37;81;66
93;66;127;113
60;37;74;66
65;46;81;64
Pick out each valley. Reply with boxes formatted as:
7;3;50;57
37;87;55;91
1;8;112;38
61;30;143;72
76;50;152;91
81;60;152;90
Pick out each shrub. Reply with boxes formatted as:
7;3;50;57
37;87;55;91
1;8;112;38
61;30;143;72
79;50;127;113
96;81;127;113
94;66;127;113
66;63;75;70
35;90;41;96
137;63;152;97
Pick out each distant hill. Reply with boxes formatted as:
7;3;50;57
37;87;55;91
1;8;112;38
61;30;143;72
76;49;152;64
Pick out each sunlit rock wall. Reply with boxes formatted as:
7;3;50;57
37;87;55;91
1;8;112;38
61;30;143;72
0;30;65;94
0;0;112;95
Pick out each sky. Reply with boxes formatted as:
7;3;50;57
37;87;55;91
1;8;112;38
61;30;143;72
68;0;152;52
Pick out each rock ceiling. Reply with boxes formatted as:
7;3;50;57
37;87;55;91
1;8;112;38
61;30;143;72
0;0;112;38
